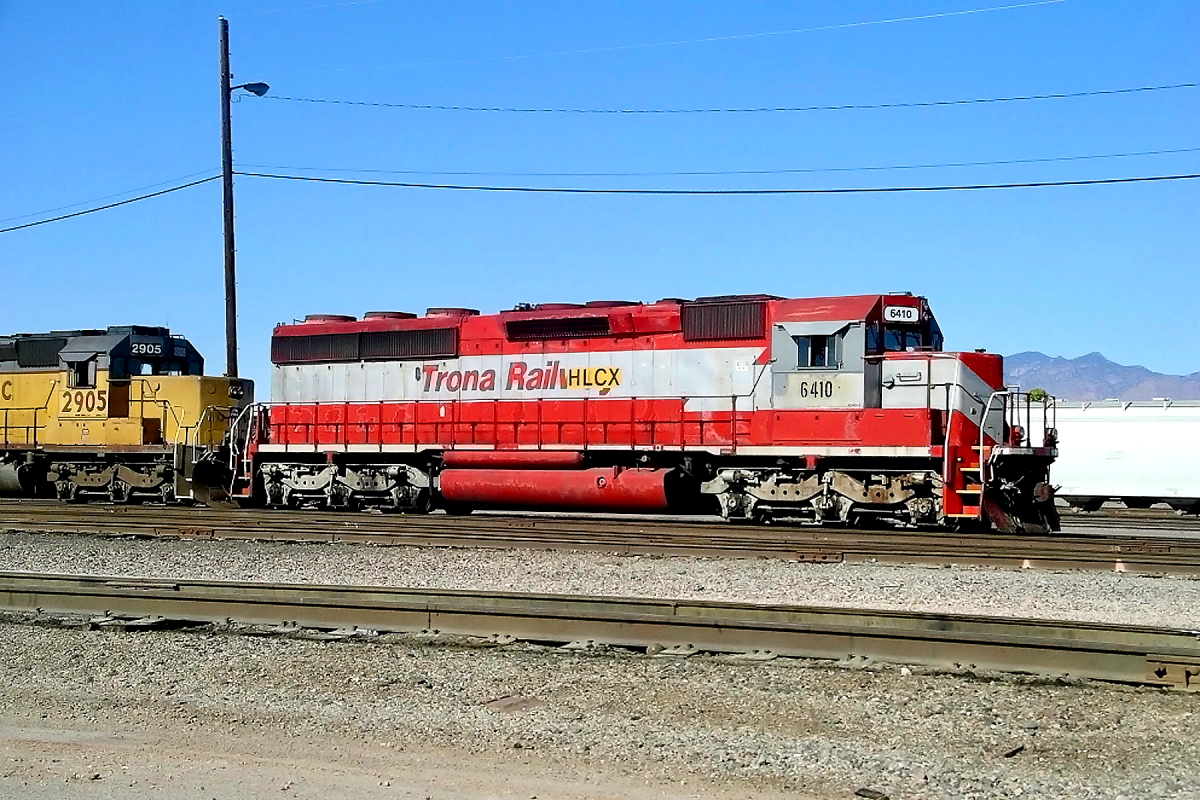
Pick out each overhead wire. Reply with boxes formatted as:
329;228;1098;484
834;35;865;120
4;168;1195;236
260;81;1196;114
240;147;1200;179
0;176;220;235
273;0;1069;75
0;170;220;225
235;171;1200;195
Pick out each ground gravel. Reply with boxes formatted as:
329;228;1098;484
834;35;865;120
1;531;1198;798
0;530;1198;629
0;619;1196;800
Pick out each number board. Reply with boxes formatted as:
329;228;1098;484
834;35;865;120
883;305;920;324
129;341;164;357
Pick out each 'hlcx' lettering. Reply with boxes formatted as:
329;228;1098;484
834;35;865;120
561;367;621;393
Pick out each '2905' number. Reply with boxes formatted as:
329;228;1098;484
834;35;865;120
61;389;107;414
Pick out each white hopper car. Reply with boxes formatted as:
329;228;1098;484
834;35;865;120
1039;400;1200;512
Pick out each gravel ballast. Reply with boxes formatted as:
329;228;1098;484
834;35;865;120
1;530;1198;799
2;620;1198;800
1;531;1198;629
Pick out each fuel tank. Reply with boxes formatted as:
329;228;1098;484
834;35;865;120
438;467;669;512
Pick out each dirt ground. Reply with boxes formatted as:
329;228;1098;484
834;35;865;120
0;717;793;800
2;618;1195;800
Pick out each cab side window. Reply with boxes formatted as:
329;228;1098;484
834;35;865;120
866;323;883;355
797;335;838;368
67;359;96;389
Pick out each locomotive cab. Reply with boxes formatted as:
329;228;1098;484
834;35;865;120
717;293;1058;531
768;294;944;410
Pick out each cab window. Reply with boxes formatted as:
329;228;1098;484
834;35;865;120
884;328;925;351
928;317;944;350
67;359;96;389
797;335;838;368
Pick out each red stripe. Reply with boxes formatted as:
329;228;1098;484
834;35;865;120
267;400;952;450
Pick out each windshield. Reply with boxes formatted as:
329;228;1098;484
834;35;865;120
867;315;944;354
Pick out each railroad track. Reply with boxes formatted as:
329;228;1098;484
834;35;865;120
1;571;1197;690
1058;508;1200;529
4;499;1200;574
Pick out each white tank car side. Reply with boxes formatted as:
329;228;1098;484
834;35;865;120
1038;401;1200;512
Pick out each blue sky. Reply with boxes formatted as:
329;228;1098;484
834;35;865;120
1;0;1196;389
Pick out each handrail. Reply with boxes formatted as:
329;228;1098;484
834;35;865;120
0;407;45;447
183;403;236;450
244;394;754;453
979;390;1010;486
978;389;1057;484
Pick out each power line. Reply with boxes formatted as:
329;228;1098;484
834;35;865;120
261;81;1196;115
520;0;1070;55
2;168;1190;236
0;176;220;235
274;0;1068;76
241;147;1200;179
0;170;219;225
235;170;1200;195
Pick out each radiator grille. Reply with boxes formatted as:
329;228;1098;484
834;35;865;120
15;338;66;368
360;328;457;360
272;328;458;364
506;316;611;340
681;301;767;341
271;333;359;364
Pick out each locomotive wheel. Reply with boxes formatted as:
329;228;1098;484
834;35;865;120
950;517;989;534
751;505;775;525
56;482;81;503
441;501;474;516
407;489;434;515
109;480;131;504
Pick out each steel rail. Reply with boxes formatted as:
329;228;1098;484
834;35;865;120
3;500;1200;574
1;571;1197;690
1059;509;1200;528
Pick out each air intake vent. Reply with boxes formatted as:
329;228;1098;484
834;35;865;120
681;300;767;341
271;333;360;364
16;337;67;368
272;328;459;364
360;328;457;360
506;316;611;341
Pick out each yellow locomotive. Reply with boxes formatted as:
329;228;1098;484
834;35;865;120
0;326;252;502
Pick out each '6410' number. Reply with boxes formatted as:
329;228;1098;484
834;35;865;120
798;380;836;399
61;389;107;414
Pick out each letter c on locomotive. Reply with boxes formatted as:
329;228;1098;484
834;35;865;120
1;381;11;402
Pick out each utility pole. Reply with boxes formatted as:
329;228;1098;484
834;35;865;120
218;15;239;378
217;18;268;379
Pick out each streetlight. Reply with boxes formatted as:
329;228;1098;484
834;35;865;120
218;16;268;378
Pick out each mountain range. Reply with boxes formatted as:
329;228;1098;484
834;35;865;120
1003;352;1200;402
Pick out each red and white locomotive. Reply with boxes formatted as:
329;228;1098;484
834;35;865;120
234;293;1058;532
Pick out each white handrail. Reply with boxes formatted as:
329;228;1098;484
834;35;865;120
979;389;1011;488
